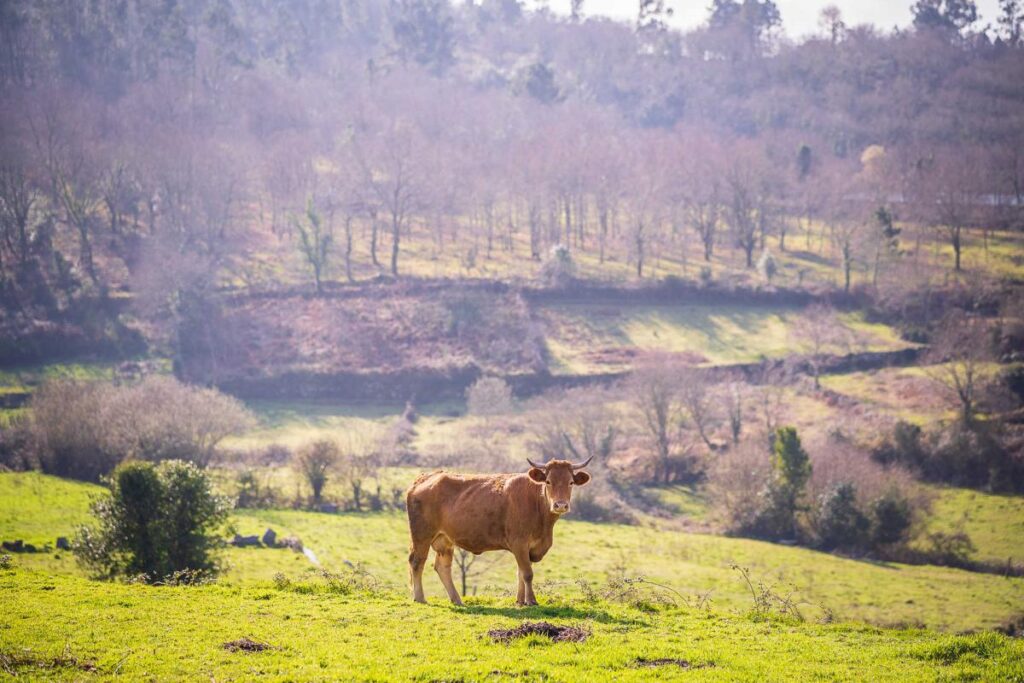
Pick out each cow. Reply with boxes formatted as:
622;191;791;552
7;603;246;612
405;455;593;606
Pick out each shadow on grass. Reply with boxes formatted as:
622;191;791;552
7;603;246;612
457;602;643;625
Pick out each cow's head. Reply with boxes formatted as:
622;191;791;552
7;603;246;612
526;457;592;515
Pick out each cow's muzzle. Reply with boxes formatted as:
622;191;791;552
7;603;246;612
551;501;570;514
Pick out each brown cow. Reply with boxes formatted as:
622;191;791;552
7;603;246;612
405;456;593;606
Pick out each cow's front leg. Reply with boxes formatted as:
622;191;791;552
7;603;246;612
514;550;537;606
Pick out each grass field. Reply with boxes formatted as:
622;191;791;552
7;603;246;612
5;473;1024;634
925;487;1024;566
538;303;910;375
3;566;1023;682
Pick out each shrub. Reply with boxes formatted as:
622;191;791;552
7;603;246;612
540;244;575;287
74;460;230;582
922;530;977;567
235;469;280;509
872;421;928;470
706;439;773;532
296;440;339;505
757;249;777;283
0;414;35;472
31;377;254;481
466;376;515;416
869;488;914;547
815;482;870;551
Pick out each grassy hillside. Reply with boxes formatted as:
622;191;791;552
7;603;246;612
539;303;910;375
5;473;1024;633
926;487;1024;565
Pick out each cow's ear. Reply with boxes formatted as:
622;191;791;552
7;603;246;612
573;471;591;487
527;467;547;484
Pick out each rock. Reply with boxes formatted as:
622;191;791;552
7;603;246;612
1;540;23;552
261;529;277;547
23;544;36;553
319;503;339;513
56;537;70;550
280;536;303;552
231;534;261;548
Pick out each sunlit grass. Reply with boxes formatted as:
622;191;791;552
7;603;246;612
539;303;912;375
6;472;1024;633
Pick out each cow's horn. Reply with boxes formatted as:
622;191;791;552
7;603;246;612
526;457;545;469
570;455;594;470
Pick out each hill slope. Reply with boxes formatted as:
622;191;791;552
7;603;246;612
4;473;1024;633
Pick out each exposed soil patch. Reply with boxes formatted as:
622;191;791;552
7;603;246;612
487;621;589;644
222;638;273;653
634;657;713;669
0;648;97;675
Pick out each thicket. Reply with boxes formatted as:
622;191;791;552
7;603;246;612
27;376;254;481
873;419;1024;493
708;427;923;556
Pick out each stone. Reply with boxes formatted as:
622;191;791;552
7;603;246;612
231;534;261;547
261;529;277;547
319;503;339;513
56;537;71;550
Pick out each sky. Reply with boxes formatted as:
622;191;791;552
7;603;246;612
536;0;1005;39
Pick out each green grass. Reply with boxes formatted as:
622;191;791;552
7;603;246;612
6;473;1024;633
224;399;464;451
0;472;103;547
3;567;1023;682
925;486;1024;566
538;303;910;375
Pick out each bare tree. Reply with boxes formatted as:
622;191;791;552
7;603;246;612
725;382;743;445
679;367;716;450
790;304;850;388
630;361;685;483
292;196;333;294
926;311;995;426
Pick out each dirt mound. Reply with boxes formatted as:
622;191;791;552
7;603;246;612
634;657;712;669
222;638;272;653
487;621;588;644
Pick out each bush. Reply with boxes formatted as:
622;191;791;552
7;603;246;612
296;440;339;505
815;482;870;551
234;469;280;509
74;460;230;582
706;439;773;532
466;376;515;416
869;489;914;547
0;414;36;472
757;249;777;283
872;421;928;470
540;244;575;287
31;377;255;481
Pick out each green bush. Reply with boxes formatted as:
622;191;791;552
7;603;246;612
74;460;230;582
869;489;913;547
816;482;870;551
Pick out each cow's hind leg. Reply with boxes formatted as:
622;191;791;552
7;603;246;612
409;538;430;604
432;536;463;606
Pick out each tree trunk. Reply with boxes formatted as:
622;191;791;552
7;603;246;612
391;214;401;277
344;217;354;283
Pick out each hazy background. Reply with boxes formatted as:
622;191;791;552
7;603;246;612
542;0;1004;36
